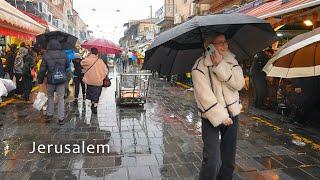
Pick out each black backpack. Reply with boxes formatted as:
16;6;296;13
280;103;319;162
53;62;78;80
49;63;67;84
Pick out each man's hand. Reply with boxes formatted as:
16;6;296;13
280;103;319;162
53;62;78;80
222;117;233;126
210;50;223;66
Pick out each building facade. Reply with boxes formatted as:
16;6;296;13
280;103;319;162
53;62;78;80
4;0;88;41
121;18;158;49
155;0;176;33
194;0;253;14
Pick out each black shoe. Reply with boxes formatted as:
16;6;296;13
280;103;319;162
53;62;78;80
58;119;64;125
73;99;78;105
91;106;97;114
45;115;53;123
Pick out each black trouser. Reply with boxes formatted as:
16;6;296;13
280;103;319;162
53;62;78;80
122;61;127;72
8;68;14;80
199;116;239;180
22;75;33;100
73;75;86;99
252;76;267;108
86;85;102;104
14;73;23;95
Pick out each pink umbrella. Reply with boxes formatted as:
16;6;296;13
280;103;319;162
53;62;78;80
82;38;122;55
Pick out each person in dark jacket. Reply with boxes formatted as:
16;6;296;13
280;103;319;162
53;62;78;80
38;39;67;125
0;57;4;78
250;49;274;109
289;77;316;126
72;53;86;104
21;48;35;102
14;42;28;95
6;44;17;79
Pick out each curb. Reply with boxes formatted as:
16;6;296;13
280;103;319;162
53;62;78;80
0;86;39;107
176;82;193;89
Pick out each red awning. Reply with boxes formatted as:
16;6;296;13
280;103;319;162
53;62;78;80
245;0;320;19
0;26;35;40
0;0;46;37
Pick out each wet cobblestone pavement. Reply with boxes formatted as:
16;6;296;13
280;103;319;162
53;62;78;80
0;68;320;180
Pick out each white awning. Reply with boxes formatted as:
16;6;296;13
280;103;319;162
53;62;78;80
0;0;46;35
48;24;59;32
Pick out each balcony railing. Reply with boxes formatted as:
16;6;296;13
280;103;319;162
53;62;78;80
155;4;176;20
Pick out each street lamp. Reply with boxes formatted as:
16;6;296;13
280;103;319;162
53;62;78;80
304;20;313;27
277;33;283;37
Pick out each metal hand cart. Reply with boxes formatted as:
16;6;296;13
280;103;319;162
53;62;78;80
115;70;152;106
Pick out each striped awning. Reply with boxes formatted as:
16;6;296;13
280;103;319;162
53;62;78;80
0;0;46;36
246;0;320;19
193;0;212;4
271;6;320;28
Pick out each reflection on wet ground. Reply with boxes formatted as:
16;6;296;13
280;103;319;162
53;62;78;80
0;67;319;180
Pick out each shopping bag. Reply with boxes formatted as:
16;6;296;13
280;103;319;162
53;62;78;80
0;81;8;97
33;92;48;111
0;78;16;93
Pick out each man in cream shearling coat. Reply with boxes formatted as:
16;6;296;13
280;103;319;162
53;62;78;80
192;34;245;180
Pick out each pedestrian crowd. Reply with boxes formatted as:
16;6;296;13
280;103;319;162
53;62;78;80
0;40;109;125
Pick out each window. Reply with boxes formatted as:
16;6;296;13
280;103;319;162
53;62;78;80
184;0;188;3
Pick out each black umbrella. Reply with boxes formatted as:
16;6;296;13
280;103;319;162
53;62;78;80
142;13;277;75
36;31;78;50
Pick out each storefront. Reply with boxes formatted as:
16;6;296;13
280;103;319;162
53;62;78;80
0;0;46;67
0;0;46;50
238;0;320;109
243;0;320;44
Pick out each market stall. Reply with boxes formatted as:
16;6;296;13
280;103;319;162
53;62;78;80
0;0;46;47
0;0;46;69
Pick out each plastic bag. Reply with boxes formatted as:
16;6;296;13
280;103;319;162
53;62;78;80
0;81;7;97
0;78;16;93
33;92;48;111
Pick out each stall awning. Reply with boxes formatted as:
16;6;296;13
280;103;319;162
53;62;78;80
0;0;46;36
246;0;320;19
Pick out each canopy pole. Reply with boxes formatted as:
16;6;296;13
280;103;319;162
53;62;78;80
199;28;206;57
168;50;179;75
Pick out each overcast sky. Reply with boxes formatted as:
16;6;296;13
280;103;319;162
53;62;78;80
74;0;163;44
